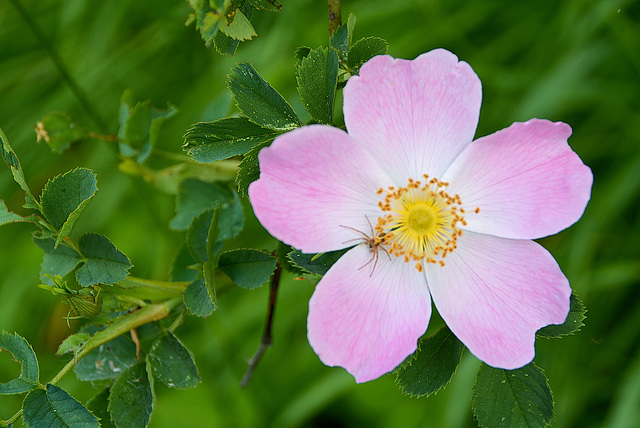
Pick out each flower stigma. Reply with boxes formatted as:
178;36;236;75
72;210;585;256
373;174;480;272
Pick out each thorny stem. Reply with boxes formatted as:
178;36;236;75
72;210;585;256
240;262;283;387
9;0;108;132
328;0;342;37
2;299;181;426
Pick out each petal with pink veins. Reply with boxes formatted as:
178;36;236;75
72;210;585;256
426;231;571;370
248;125;393;254
343;49;482;182
442;119;593;240
308;245;431;383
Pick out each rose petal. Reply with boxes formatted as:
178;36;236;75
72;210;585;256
248;125;393;253
442;119;593;239
308;245;431;383
343;49;482;183
426;231;571;369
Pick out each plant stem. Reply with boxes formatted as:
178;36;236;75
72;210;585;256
9;0;108;131
328;0;342;37
240;263;282;387
50;298;181;385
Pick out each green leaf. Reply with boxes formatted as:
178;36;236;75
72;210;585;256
296;47;339;125
0;331;39;395
213;28;240;55
183;117;279;163
228;62;301;130
347;36;389;73
218;8;256;41
248;0;282;12
236;140;270;197
394;327;464;397
23;384;100;428
148;332;201;389
57;332;91;356
186;0;221;47
287;249;347;275
76;233;132;286
33;237;83;283
74;334;137;381
170;179;232;231
40;168;98;246
86;388;115;428
0;127;33;198
186;209;222;265
537;293;586;338
330;23;349;58
218;249;276;289
472;363;555;428
35;112;89;153
1;200;35;226
118;90;178;163
294;46;312;65
107;362;155;428
183;276;216;317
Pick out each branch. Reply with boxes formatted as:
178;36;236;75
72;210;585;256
328;0;342;37
240;263;282;387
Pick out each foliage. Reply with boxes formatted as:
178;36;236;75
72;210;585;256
1;0;639;427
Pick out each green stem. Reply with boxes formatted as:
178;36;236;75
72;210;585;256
328;0;342;37
105;277;189;301
9;0;108;131
50;298;182;385
2;299;180;426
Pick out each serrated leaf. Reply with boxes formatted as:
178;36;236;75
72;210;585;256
537;293;586;338
248;0;282;12
218;8;256;41
236;140;270;197
76;233;132;286
170;179;231;231
35;112;88;153
294;46;312;65
118;92;177;164
148;332;201;389
213;28;240;55
287;249;347;275
33;236;83;283
185;0;222;46
228;62;301;130
296;47;339;125
23;384;100;428
183;117;278;163
0;331;39;395
218;249;276;289
107;362;155;428
186;209;222;265
330;23;349;57
347;36;389;73
394;327;464;397
183;276;216;317
57;332;91;356
1;199;35;226
472;363;554;428
40;168;98;246
86;388;115;428
74;334;137;381
1;127;33;197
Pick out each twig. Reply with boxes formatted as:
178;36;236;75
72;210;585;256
240;263;282;387
328;0;342;37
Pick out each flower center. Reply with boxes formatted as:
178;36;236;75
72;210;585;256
374;174;479;272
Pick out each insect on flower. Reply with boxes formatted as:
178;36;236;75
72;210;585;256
340;216;391;275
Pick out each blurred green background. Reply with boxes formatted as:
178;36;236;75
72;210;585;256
1;0;639;427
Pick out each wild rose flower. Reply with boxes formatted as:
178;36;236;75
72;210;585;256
248;49;593;383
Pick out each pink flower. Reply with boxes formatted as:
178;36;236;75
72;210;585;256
248;49;593;383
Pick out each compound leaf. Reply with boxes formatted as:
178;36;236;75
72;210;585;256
23;384;99;428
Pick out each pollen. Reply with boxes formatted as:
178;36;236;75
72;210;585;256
373;174;479;271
